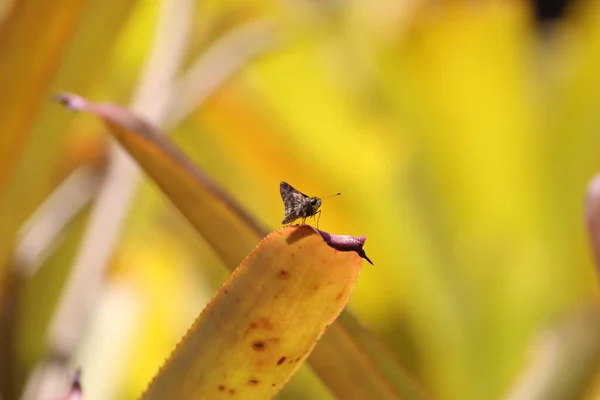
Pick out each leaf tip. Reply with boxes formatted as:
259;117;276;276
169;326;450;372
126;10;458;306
62;368;83;400
312;227;374;265
54;92;88;111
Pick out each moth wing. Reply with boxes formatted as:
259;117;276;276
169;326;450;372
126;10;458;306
281;204;306;224
280;181;309;199
280;182;309;223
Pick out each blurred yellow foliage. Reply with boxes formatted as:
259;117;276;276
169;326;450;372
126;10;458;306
5;0;600;399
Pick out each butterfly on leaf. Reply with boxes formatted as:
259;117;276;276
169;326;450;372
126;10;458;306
279;181;340;227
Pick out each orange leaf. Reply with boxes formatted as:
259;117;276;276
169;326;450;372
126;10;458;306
0;0;86;195
142;226;362;399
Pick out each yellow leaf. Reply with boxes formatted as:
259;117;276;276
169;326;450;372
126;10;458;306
142;226;362;399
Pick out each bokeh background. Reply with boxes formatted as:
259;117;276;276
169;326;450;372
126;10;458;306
3;0;600;399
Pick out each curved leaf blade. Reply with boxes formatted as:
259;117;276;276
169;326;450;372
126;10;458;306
142;226;362;399
56;93;428;400
56;93;270;268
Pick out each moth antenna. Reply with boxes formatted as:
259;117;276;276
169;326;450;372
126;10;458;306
322;192;341;200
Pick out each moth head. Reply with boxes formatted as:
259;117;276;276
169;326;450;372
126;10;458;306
309;197;322;210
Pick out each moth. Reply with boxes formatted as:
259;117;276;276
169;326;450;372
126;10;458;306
280;181;340;227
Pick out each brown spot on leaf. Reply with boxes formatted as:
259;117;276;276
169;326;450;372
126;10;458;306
229;389;235;394
335;290;345;301
313;284;320;290
218;385;225;391
252;341;266;351
278;269;290;279
258;317;273;330
250;317;274;331
277;356;286;365
248;379;259;386
251;337;281;353
295;357;301;362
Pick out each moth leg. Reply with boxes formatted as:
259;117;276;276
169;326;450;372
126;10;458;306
315;210;322;229
301;216;306;225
